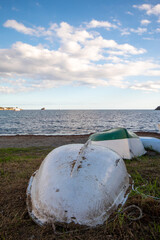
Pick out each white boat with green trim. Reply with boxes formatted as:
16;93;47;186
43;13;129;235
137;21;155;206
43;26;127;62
89;128;146;159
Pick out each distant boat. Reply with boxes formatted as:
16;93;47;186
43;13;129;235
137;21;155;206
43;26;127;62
41;107;45;110
14;107;21;111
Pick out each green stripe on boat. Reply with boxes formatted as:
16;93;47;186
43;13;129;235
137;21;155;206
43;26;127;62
89;128;138;141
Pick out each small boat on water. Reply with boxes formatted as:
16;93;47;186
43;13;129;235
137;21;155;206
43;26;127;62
14;107;21;111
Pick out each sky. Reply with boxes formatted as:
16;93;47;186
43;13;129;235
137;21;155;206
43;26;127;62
0;0;160;109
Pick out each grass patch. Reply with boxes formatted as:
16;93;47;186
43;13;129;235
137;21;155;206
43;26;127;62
134;177;160;199
0;147;52;163
0;147;160;240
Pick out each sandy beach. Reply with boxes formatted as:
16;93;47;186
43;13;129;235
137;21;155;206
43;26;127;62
0;131;159;148
0;134;90;148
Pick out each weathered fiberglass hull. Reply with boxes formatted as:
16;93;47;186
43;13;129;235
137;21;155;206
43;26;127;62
140;137;160;153
89;128;146;159
27;143;131;227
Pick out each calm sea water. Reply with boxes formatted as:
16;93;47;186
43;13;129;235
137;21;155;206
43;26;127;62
0;110;159;135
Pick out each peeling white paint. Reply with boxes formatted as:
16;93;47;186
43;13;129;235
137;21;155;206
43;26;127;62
27;143;131;227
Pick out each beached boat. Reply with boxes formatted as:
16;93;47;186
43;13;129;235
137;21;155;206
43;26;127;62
89;128;146;159
27;142;131;227
140;137;160;153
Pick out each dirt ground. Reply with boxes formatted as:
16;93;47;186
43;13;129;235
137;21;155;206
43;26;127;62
0;134;90;148
0;131;159;148
0;132;160;240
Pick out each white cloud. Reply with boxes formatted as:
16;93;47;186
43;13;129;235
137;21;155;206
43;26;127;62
0;41;159;93
86;19;117;29
133;4;151;12
121;28;130;36
133;4;160;16
126;11;133;16
120;27;147;36
0;86;16;93
141;19;151;26
4;20;34;35
55;22;93;43
130;81;160;92
1;20;160;93
130;27;147;35
81;37;146;57
3;19;52;37
112;19;121;26
143;37;155;40
106;56;122;63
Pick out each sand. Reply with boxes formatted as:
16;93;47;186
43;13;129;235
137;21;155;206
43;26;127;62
0;134;90;148
0;132;159;148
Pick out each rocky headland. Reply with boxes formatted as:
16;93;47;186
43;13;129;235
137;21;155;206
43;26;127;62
0;107;22;111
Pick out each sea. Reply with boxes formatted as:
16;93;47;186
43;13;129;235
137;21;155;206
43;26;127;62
0;110;159;135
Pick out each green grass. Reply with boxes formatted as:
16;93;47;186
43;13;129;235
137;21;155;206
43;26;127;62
0;147;160;240
133;177;160;199
0;147;52;163
125;153;160;200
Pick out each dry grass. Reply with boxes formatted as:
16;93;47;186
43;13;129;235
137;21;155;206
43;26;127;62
0;147;160;240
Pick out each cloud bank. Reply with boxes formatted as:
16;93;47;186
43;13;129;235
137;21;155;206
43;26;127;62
1;19;160;93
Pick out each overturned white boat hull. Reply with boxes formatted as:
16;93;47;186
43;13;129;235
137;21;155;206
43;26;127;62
140;137;160;153
27;143;131;227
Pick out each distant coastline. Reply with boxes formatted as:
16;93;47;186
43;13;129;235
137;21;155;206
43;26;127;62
0;107;22;111
155;106;160;110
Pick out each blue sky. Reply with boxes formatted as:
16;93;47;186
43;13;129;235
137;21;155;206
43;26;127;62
0;0;160;109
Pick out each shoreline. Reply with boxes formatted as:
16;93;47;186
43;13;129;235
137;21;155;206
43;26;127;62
0;132;159;148
0;134;91;148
